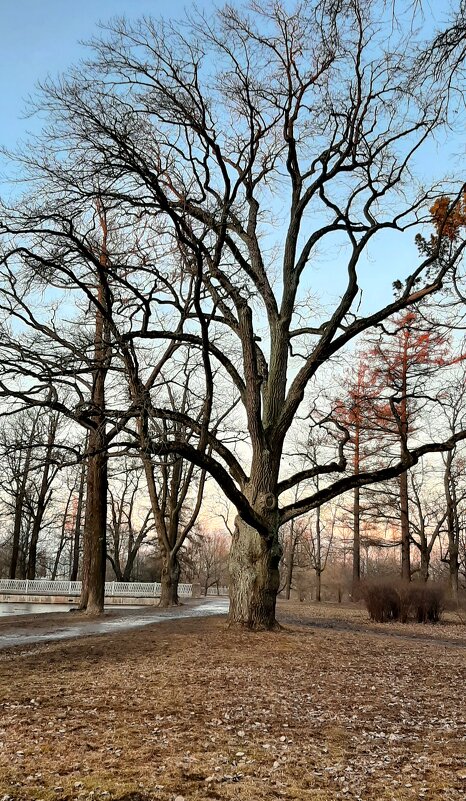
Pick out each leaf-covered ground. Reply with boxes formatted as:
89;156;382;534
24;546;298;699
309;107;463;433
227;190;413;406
0;601;465;801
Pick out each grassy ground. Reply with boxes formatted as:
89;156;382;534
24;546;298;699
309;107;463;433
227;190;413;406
0;601;465;801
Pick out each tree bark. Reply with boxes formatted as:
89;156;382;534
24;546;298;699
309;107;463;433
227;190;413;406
80;433;107;614
400;470;411;581
419;547;429;582
228;516;281;630
79;204;110;615
159;551;181;606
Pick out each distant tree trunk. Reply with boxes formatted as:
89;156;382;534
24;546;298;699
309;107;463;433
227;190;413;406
17;515;32;580
419;545;429;582
400;470;411;581
121;523;150;582
315;505;322;602
9;417;37;578
80;427;107;613
27;413;58;579
138;399;206;607
316;569;322;604
52;487;73;580
284;519;297;600
352;409;361;599
71;448;87;581
399;335;411;582
139;446;183;606
126;531;134;577
352;486;361;598
444;450;459;602
107;558;123;582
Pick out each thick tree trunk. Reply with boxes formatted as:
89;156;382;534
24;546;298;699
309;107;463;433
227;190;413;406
159;552;181;607
419;547;429;582
400;470;411;581
79;209;110;614
80;437;107;614
228;516;281;630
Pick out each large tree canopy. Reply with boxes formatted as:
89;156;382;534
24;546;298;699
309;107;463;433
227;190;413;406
1;0;465;627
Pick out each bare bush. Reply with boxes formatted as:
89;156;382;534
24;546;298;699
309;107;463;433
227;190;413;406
363;580;445;624
363;581;401;622
409;584;445;623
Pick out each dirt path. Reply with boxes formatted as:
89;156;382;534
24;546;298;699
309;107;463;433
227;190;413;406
0;597;229;651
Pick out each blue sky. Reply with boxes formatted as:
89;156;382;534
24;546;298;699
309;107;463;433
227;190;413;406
0;0;211;150
0;0;462;316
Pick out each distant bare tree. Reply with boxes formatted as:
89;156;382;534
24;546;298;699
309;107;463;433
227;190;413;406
437;374;466;600
0;408;62;579
106;459;154;582
187;529;229;596
0;410;39;578
409;468;446;582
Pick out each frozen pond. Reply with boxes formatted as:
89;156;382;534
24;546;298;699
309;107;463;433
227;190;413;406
0;602;77;617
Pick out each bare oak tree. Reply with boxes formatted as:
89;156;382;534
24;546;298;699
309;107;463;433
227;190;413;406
2;1;466;627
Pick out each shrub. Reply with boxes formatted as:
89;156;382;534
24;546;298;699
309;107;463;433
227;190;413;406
362;580;445;624
409;584;444;623
362;581;400;622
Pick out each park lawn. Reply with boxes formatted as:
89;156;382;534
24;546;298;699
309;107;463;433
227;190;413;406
0;601;465;801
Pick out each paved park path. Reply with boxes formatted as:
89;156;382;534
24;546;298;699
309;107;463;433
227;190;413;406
0;597;229;651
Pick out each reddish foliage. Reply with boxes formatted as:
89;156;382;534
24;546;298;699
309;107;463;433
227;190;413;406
430;192;466;242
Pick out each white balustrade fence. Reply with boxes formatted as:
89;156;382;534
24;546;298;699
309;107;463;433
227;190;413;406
0;579;192;598
0;579;82;596
0;579;229;598
207;586;229;596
